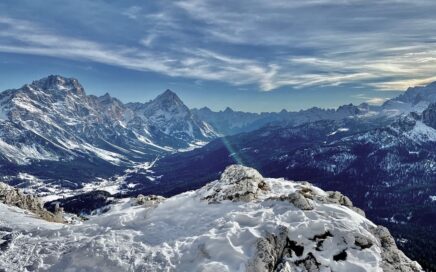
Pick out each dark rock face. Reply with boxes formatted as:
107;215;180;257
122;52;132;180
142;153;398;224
422;103;436;129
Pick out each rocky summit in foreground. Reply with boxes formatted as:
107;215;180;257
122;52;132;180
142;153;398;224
0;165;422;272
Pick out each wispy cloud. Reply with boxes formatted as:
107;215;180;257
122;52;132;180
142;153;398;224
2;0;436;92
352;94;389;105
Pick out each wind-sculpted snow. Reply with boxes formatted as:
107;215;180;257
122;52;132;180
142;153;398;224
0;165;422;271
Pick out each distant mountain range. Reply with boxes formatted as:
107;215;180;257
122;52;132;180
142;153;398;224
1;75;436;195
192;82;436;135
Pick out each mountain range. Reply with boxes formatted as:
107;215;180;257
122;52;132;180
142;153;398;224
0;75;435;269
0;75;216;193
0;75;435;192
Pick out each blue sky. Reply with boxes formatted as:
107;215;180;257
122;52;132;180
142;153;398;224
1;0;436;112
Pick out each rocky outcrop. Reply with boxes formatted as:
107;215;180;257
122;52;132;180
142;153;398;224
199;165;269;202
247;226;290;272
0;182;63;223
284;192;314;210
205;165;422;272
371;226;422;272
135;194;166;207
249;224;422;272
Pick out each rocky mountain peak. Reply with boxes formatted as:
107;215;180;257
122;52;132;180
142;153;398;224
144;89;188;116
31;75;85;96
155;89;183;103
422;102;436;129
223;107;234;113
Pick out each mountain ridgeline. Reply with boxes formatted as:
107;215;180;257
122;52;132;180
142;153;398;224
0;75;216;190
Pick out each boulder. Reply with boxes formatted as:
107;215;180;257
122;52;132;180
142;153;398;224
136;194;165;207
200;165;269;202
286;192;313;210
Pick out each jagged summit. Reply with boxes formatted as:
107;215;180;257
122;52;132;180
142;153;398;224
162;88;178;97
223;106;234;113
153;89;183;104
382;81;436;113
31;75;85;96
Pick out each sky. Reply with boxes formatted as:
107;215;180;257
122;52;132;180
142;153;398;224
1;0;436;112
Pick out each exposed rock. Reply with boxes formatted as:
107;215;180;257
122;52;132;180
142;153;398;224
248;225;328;272
199;165;269;202
286;192;313;210
326;191;353;207
353;233;374;250
325;191;366;216
0;233;14;252
247;226;289;272
0;182;63;223
371;226;422;272
135;194;165;207
248;224;422;272
295;253;321;271
422;102;436;129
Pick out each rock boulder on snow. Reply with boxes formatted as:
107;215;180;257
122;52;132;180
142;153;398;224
135;194;166;207
199;164;269;202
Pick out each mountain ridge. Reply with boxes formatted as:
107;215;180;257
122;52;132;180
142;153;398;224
0;75;217;194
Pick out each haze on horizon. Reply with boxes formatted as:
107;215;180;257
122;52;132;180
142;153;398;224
1;0;436;112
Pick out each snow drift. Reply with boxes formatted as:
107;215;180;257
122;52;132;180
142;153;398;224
0;165;422;271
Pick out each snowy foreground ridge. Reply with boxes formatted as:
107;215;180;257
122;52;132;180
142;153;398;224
0;165;422;272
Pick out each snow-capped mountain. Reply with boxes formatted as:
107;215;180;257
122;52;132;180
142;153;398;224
0;165;422;271
0;75;217;193
193;82;436;136
382;82;436;115
193;103;375;136
126;89;216;146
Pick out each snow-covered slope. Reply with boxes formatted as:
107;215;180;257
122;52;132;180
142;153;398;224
382;82;436;115
0;165;422;271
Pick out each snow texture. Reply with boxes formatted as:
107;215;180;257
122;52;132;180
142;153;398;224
0;165;422;272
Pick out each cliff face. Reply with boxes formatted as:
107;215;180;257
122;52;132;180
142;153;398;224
0;165;422;271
